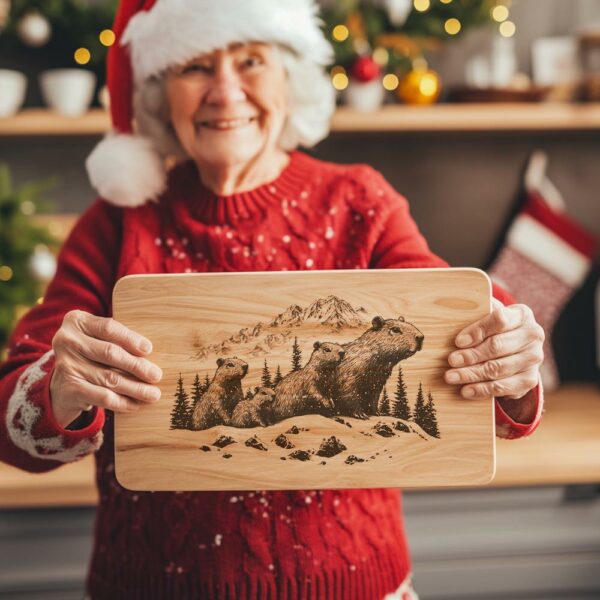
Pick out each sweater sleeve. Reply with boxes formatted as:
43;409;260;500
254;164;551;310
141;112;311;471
0;199;122;473
366;169;543;440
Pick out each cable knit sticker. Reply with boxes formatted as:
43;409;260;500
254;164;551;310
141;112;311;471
6;349;103;462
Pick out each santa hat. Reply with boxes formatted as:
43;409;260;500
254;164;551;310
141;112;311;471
86;0;334;208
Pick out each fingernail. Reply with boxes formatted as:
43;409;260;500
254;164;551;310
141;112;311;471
463;388;475;397
447;372;460;383
139;339;152;353
150;387;161;401
456;334;472;347
149;365;162;381
450;353;464;366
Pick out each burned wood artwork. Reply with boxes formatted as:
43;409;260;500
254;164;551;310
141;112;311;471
112;269;494;490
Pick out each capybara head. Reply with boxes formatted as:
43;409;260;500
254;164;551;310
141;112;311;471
365;316;424;359
215;356;248;380
252;386;276;405
310;341;346;368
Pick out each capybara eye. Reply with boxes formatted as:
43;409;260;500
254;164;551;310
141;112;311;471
227;362;234;367
324;347;331;352
391;327;402;334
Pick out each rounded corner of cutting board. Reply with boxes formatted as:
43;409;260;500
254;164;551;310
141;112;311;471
113;274;147;305
454;267;492;290
113;460;143;491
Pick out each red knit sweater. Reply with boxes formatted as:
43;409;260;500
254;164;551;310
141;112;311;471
0;150;543;599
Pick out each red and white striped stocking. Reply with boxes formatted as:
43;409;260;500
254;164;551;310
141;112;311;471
488;152;598;391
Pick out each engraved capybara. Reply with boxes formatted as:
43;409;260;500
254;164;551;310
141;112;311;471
230;387;276;428
271;341;346;422
332;316;423;419
190;357;248;430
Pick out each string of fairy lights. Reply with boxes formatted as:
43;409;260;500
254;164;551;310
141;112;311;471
327;0;516;93
74;27;115;65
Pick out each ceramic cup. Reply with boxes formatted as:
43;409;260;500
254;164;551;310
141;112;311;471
0;69;28;117
39;69;96;117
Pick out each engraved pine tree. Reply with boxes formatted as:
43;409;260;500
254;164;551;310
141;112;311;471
261;359;272;388
170;372;191;430
391;366;411;421
291;336;302;371
378;387;391;415
190;373;203;413
273;364;284;386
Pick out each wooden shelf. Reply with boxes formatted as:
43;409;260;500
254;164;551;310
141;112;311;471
333;103;600;132
0;383;598;508
2;104;600;136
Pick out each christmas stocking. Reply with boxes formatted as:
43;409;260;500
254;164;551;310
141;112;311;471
488;151;598;391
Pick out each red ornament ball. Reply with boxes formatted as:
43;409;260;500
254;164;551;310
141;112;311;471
350;56;381;83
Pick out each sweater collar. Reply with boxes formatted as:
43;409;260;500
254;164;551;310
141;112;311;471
165;150;314;225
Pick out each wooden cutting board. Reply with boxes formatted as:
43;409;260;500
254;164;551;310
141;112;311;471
112;268;495;491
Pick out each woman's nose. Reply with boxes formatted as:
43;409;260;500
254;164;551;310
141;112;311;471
205;68;246;106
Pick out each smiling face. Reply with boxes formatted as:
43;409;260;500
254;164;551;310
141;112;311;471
165;42;289;176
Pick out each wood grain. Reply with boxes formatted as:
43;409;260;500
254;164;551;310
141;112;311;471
112;268;494;490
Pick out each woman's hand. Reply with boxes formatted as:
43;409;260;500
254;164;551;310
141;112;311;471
444;299;544;421
49;310;163;428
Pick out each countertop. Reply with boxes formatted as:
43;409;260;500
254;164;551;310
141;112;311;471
0;383;598;508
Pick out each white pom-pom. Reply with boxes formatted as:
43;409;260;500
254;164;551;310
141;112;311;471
85;132;166;207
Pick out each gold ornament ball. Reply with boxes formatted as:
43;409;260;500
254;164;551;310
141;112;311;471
396;69;441;105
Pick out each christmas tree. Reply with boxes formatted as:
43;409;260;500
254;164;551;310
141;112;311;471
1;0;118;70
0;163;59;358
391;366;411;420
321;0;498;71
291;336;302;371
170;372;191;430
261;359;272;388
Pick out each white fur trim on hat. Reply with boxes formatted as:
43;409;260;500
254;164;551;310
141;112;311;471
85;133;166;207
122;0;333;82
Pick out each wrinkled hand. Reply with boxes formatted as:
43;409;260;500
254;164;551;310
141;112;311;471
445;299;544;406
50;310;163;428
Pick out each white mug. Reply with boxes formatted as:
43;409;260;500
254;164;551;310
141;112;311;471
0;69;28;118
39;69;96;117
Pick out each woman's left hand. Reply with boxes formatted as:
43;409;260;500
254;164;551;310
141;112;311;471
445;299;545;406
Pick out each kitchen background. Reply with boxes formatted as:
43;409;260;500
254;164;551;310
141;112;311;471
0;1;599;598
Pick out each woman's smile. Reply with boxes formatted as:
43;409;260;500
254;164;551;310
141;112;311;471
195;116;259;131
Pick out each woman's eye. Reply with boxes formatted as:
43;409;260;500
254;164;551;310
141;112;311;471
182;64;211;74
241;56;263;69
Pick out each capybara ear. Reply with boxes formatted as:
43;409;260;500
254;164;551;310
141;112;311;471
217;358;224;367
372;316;385;330
313;341;321;350
398;315;405;322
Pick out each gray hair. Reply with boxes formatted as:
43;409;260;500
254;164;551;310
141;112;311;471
132;44;336;160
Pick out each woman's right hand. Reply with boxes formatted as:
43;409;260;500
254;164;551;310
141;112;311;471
49;309;163;428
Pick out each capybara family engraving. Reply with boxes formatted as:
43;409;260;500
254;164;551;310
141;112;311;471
179;309;424;431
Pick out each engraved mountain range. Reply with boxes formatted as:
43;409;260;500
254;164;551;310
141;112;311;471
191;296;368;359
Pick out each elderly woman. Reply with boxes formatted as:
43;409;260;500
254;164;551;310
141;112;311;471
0;0;545;598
